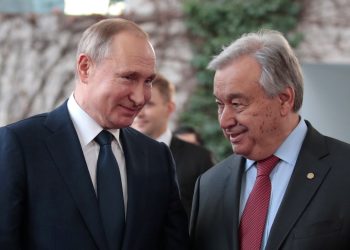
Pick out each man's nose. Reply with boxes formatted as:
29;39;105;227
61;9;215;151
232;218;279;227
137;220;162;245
219;106;237;129
129;82;149;107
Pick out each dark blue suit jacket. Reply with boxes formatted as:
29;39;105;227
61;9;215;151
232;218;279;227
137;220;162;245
0;102;189;250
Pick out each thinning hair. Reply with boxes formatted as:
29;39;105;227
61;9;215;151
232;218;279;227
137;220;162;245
152;73;175;103
76;18;148;64
208;29;303;112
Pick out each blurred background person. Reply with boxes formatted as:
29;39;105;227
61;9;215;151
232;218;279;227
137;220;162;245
174;125;204;146
132;74;214;217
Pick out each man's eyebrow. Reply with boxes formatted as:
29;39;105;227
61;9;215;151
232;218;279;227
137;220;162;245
115;71;156;80
213;93;246;100
148;73;157;81
227;93;246;99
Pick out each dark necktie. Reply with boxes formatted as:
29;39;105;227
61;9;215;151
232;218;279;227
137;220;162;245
95;130;125;250
239;155;280;250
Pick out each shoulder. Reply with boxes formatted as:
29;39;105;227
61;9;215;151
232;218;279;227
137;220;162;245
192;154;243;198
324;135;350;150
1;101;69;136
324;136;350;159
304;120;350;156
170;137;212;157
1;113;48;137
0;113;50;158
200;154;241;182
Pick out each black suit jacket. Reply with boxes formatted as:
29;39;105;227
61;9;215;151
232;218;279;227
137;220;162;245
170;137;214;218
0;102;189;250
190;121;350;250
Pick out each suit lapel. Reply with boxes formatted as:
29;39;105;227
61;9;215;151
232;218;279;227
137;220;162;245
119;128;148;250
266;123;331;250
222;155;245;250
44;102;107;250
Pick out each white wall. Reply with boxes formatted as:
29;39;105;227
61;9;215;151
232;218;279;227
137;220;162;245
300;63;350;143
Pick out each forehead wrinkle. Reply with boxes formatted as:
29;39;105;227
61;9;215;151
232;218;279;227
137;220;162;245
131;55;156;66
112;54;155;73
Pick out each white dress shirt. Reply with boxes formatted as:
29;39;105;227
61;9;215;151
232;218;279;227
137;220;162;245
67;94;128;211
156;128;172;146
239;119;308;249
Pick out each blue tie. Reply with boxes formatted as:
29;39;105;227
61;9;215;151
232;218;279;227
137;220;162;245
95;130;125;250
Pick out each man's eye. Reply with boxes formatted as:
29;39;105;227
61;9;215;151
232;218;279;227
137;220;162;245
145;79;153;87
216;102;224;113
232;102;246;112
145;102;154;107
122;75;132;80
232;102;241;108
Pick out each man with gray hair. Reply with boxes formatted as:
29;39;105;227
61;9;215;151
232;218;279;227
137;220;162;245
0;18;189;250
190;29;350;250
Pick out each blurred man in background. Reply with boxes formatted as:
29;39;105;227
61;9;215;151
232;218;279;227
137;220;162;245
132;74;214;217
174;125;204;146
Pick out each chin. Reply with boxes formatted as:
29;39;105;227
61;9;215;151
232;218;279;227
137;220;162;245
231;145;240;155
107;119;133;129
231;144;248;156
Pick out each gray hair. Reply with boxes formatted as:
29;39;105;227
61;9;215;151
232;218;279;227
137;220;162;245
208;29;303;112
76;18;148;64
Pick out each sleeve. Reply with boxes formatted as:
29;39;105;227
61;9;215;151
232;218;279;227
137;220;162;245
162;144;190;250
0;127;26;249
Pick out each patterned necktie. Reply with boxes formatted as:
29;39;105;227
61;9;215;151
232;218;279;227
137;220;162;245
95;130;125;250
239;155;280;250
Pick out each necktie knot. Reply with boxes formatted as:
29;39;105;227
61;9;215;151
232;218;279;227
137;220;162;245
257;155;280;177
95;130;114;146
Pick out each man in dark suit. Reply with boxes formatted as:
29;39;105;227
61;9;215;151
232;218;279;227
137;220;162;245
0;18;189;250
132;74;214;217
190;29;350;250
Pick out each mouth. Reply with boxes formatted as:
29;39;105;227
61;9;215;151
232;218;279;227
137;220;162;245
120;105;141;116
226;130;247;144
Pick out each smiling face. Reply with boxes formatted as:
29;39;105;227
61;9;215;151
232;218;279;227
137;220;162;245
214;55;296;160
75;31;156;129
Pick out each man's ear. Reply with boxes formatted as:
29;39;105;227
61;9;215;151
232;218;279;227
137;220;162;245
77;54;92;83
278;86;295;116
167;101;176;115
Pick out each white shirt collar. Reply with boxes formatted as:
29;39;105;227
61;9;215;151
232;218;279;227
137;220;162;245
67;93;122;149
274;118;307;165
156;128;172;146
